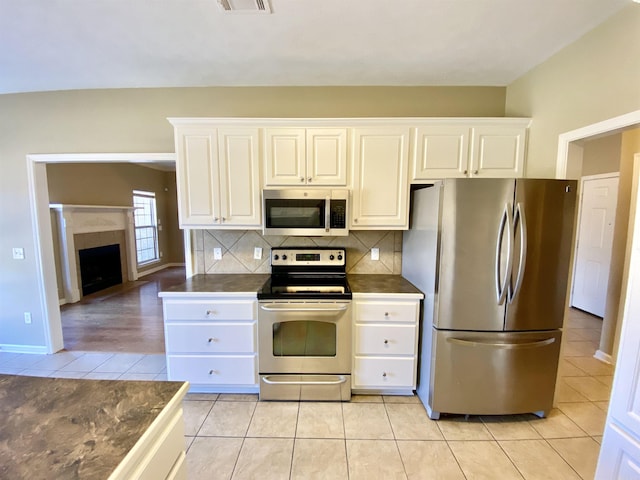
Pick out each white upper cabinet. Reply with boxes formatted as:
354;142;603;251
411;119;530;181
470;125;527;178
413;125;470;179
351;127;411;229
173;124;261;228
217;128;262;227
265;128;348;186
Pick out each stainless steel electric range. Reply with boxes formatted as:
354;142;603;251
257;247;352;401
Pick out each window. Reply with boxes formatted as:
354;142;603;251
133;190;159;265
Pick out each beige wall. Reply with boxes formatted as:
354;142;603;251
581;134;622;177
604;128;640;359
46;163;184;268
506;5;640;178
0;86;505;349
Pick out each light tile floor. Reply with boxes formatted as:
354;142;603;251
1;308;609;479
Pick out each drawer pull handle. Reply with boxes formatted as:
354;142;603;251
206;310;215;316
209;369;218;375
384;339;389;345
208;337;217;343
384;312;389;317
382;372;387;378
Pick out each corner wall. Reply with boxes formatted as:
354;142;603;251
505;5;640;178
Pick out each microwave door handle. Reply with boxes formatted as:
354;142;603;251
325;196;331;232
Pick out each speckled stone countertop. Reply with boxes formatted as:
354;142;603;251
0;375;187;480
158;273;270;296
348;274;424;296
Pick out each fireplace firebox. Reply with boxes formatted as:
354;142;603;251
78;244;123;296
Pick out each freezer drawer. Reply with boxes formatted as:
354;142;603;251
428;329;561;418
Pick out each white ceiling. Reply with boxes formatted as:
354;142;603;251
0;0;631;95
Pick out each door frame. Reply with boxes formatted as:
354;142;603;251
26;153;175;353
570;172;620;314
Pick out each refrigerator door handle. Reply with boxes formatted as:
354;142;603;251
495;203;513;305
509;202;528;303
446;337;556;349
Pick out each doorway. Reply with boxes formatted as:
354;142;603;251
26;153;177;353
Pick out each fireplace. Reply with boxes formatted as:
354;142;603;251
78;244;123;296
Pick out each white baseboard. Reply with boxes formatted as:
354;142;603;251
0;344;49;354
594;350;613;364
137;262;185;278
59;298;67;306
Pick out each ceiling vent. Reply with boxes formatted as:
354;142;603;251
217;0;272;14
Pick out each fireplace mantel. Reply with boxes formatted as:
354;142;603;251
50;204;138;304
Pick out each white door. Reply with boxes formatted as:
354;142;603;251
596;155;640;478
572;174;619;317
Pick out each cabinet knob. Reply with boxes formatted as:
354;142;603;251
307;177;312;182
384;312;389;317
221;217;226;222
206;310;215;316
209;369;218;375
463;170;468;175
300;177;305;182
473;170;479;175
208;337;217;343
382;372;387;378
214;217;219;222
384;339;389;345
354;218;358;223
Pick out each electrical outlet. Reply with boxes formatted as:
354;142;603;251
160;251;163;258
12;248;25;260
24;312;32;324
254;247;262;260
371;248;380;261
214;248;222;260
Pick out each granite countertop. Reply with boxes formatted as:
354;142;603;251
158;273;270;296
348;274;424;296
0;375;187;480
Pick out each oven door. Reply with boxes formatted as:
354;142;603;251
258;300;352;400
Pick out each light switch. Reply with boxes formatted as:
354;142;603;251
371;248;380;261
12;248;25;260
254;247;263;260
213;248;222;260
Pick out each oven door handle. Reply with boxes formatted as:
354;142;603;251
259;304;349;313
261;375;348;386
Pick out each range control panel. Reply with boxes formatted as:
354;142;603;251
270;247;346;267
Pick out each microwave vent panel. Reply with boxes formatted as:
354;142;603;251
217;0;272;13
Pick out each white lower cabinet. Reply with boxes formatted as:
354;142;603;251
161;295;258;393
352;295;420;394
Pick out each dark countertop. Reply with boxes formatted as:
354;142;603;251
159;273;423;297
348;274;424;296
158;273;270;296
0;375;187;480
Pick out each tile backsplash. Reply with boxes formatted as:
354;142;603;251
191;230;403;275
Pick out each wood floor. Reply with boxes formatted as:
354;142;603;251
60;266;187;354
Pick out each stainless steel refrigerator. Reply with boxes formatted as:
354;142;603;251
402;178;577;419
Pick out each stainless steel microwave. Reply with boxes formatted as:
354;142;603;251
262;189;349;236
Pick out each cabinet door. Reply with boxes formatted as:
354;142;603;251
264;128;306;185
412;126;470;180
351;127;411;228
217;128;262;226
470;126;526;178
306;128;348;185
174;126;219;227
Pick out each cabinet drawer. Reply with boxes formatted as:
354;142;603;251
167;355;257;385
354;324;416;355
165;323;255;353
164;300;256;321
353;356;415;388
355;301;418;323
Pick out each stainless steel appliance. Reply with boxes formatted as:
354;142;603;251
257;247;352;401
262;189;349;236
402;179;577;419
